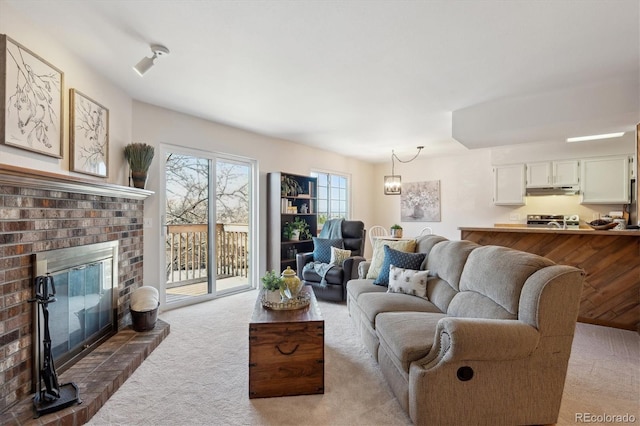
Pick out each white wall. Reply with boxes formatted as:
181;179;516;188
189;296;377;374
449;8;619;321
0;2;132;184
3;0;635;294
132;101;375;292
372;134;636;241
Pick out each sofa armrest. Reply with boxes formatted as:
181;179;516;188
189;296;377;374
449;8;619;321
420;317;540;366
295;252;314;279
358;261;372;279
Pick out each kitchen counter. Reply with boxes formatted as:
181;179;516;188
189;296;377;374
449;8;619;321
459;226;639;331
459;225;640;237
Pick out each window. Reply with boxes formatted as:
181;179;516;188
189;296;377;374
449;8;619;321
311;171;349;227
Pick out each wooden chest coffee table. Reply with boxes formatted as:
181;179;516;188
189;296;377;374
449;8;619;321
248;286;324;398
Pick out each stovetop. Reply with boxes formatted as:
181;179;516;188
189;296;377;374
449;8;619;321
527;214;580;229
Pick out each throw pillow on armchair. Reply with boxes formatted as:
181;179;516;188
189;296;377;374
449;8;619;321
296;220;366;302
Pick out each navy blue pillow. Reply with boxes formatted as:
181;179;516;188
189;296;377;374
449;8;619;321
373;245;425;286
312;238;344;264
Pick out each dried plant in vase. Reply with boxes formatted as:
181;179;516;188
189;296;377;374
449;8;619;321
124;143;155;189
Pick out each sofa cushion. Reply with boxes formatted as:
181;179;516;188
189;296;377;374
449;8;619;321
330;246;351;266
425;240;478;292
374;246;426;286
358;292;442;329
426;277;460;314
347;279;387;301
449;245;555;318
415;234;449;269
312;237;344;263
387;266;430;298
366;239;417;280
376;312;445;373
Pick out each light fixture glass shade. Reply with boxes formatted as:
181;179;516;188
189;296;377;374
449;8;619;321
133;55;156;76
384;175;402;195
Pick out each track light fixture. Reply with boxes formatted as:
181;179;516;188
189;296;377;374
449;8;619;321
384;146;424;195
133;44;170;76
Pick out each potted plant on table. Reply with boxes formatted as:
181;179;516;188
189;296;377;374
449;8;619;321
390;224;403;238
261;270;285;303
124;143;155;189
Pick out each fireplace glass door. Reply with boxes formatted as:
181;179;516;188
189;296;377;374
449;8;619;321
50;260;113;361
34;240;118;377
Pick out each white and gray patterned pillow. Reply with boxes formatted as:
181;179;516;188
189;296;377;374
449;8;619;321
330;246;352;266
387;265;430;298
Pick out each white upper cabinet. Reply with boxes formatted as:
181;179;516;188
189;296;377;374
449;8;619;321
580;155;631;204
526;160;579;187
494;164;525;205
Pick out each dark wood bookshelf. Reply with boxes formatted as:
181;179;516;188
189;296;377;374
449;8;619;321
267;172;318;272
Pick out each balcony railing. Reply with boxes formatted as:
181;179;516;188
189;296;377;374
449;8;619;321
166;223;248;288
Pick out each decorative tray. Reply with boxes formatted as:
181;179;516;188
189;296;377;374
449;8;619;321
261;292;311;310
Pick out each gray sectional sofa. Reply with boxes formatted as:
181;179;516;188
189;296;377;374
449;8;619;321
346;235;584;426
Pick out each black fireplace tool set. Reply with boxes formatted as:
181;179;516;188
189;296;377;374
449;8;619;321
29;274;81;418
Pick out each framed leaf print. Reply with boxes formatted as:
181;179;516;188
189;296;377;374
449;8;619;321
1;34;64;158
70;89;109;177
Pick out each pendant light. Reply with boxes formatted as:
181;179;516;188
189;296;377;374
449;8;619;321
383;146;424;195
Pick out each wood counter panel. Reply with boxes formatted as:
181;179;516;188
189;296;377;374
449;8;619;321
459;228;639;331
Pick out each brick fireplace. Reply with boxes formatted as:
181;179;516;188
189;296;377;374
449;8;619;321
0;165;154;415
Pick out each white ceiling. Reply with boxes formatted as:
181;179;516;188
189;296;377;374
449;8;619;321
5;0;639;162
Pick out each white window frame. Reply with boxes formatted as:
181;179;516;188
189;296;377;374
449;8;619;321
311;170;351;226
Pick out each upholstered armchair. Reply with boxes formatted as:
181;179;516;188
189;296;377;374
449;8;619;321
296;220;366;301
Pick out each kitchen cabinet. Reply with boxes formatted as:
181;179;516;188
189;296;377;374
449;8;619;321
493;164;525;205
526;160;579;187
580;155;631;204
267;172;318;271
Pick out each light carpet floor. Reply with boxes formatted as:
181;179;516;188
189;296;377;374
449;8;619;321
87;289;639;426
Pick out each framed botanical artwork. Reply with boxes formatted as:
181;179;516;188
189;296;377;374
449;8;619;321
0;34;64;158
400;180;441;222
70;89;109;177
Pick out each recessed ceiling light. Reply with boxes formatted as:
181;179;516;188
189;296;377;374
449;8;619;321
566;132;625;143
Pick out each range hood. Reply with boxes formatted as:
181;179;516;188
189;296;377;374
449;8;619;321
526;185;580;196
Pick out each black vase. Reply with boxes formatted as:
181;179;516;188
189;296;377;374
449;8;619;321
131;171;148;189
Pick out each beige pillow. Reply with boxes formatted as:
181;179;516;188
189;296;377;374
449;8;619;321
330;246;352;266
366;239;417;279
387;265;430;298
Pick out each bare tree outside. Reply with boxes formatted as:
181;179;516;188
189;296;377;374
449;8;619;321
165;153;251;296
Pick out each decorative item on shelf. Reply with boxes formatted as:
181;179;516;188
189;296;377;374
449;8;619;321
287;206;298;214
301;203;308;214
124;143;154;189
261;270;284;304
281;175;303;196
281;266;302;299
284;217;311;241
384;146;424;195
390;224;403;238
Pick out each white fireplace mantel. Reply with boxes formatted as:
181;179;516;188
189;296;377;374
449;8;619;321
0;164;154;200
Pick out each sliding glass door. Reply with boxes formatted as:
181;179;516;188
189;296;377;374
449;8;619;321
162;145;256;306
